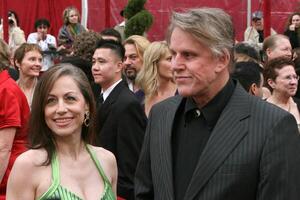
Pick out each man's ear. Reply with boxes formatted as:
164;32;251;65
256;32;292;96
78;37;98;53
249;83;258;96
116;61;123;73
215;49;230;73
266;48;272;58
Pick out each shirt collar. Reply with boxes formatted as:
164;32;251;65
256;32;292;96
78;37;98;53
101;79;122;101
184;79;235;130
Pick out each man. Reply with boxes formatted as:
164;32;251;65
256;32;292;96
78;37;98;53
135;8;300;200
92;40;147;200
123;35;150;101
27;18;57;72
263;34;292;61
231;61;264;97
244;11;276;52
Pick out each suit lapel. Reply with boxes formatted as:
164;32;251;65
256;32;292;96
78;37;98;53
97;81;125;127
157;96;183;198
184;85;251;200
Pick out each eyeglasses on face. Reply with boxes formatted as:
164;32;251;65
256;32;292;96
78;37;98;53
281;75;300;82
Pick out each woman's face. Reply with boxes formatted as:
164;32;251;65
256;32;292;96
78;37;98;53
157;51;173;80
271;65;298;97
68;10;79;24
17;50;42;78
44;75;89;138
292;14;300;29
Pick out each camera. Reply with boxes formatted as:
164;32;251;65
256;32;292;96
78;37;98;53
8;12;14;25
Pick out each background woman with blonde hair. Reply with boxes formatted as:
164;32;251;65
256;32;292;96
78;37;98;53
57;6;86;54
136;41;177;116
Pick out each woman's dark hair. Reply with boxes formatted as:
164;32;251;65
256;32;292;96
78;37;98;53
28;63;96;165
263;56;295;92
284;12;300;31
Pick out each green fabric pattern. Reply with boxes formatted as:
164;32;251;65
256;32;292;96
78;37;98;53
38;145;115;200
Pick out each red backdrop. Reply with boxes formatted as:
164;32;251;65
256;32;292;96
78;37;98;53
95;0;300;42
0;0;81;39
1;0;299;42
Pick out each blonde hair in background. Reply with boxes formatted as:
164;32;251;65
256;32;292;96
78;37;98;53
136;41;171;102
123;35;150;62
63;6;81;25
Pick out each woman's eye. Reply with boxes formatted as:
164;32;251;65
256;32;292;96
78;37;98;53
46;98;56;104
66;96;76;101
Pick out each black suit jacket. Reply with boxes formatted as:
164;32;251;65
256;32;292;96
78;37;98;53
95;80;147;200
135;83;300;200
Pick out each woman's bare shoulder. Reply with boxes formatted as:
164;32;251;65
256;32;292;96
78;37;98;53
89;145;116;165
14;148;48;168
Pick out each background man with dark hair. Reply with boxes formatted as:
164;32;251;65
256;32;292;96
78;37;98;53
27;18;56;72
231;61;264;97
92;40;147;200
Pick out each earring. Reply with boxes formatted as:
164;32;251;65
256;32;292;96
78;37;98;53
84;111;90;127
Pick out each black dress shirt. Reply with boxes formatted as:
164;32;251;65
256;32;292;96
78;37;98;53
172;79;235;200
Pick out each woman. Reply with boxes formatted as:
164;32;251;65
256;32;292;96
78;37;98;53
7;64;117;199
284;12;300;49
264;56;300;129
0;39;30;199
136;41;177;116
14;43;42;108
57;6;86;54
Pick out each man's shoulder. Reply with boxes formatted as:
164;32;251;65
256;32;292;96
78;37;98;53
151;95;182;112
111;82;140;105
246;94;291;123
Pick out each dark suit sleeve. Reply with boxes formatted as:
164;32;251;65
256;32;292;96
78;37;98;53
258;114;300;199
135;109;154;200
116;99;147;200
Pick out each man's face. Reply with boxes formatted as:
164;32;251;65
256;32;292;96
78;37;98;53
37;25;48;36
169;27;226;99
123;44;143;81
252;19;263;31
92;48;121;90
267;38;292;60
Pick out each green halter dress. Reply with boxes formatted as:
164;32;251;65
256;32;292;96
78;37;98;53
38;145;115;200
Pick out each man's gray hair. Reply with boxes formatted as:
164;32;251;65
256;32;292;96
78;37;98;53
167;7;235;59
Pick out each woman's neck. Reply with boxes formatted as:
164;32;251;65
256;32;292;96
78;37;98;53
268;92;293;112
269;92;290;105
156;77;176;97
55;137;86;161
17;75;37;90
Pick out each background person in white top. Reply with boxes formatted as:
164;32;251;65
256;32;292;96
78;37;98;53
27;18;57;72
244;11;276;52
